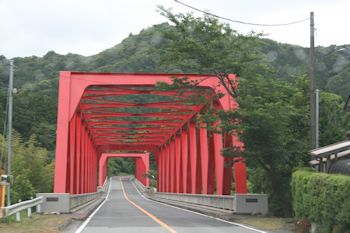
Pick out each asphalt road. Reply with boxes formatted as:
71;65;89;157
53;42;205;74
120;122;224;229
79;177;264;233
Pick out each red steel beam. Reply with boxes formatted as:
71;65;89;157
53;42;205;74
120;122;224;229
54;72;241;195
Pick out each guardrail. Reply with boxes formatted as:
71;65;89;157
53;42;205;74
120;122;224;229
152;192;235;210
37;177;110;213
70;177;109;210
70;191;104;210
98;177;109;193
150;192;268;215
0;196;43;221
133;177;148;193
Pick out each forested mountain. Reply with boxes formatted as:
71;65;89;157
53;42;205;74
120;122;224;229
0;22;349;150
0;9;349;215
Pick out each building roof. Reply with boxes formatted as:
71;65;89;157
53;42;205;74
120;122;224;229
310;141;350;159
309;141;350;166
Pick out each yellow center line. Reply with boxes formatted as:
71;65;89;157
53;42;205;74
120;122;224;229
120;178;177;233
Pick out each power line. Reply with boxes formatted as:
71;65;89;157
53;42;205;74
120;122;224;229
174;0;309;27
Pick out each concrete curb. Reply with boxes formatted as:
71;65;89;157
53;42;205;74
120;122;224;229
58;218;73;231
71;198;105;220
56;197;105;232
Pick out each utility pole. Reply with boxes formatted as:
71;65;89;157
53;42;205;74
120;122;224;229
7;60;13;206
309;12;317;149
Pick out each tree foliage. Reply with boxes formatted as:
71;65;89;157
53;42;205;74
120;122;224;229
153;9;349;217
0;132;54;203
236;75;310;216
107;158;135;176
292;170;350;232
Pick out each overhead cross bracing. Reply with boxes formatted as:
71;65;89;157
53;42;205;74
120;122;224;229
80;85;215;153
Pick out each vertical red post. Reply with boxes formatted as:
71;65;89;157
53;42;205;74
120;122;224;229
88;140;92;192
159;148;163;192
165;145;170;192
86;139;89;193
103;157;107;186
157;149;162;192
92;149;97;191
135;158;141;184
86;137;90;193
69;114;76;194
188;121;197;194
223;157;233;195
162;147;167;192
95;150;99;191
54;72;71;193
181;129;189;193
144;154;150;187
85;128;88;193
175;135;181;193
169;139;175;192
234;157;247;194
90;143;93;192
84;131;88;193
223;134;233;195
82;125;86;193
76;114;81;194
207;135;215;194
195;128;202;194
199;123;209;194
213;127;224;195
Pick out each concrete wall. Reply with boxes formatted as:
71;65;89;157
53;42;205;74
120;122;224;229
234;194;268;215
36;193;70;213
150;190;268;215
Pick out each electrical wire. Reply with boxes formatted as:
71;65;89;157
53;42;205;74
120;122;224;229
174;0;309;27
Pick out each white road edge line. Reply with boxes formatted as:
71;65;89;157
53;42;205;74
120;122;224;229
131;181;266;233
74;178;112;233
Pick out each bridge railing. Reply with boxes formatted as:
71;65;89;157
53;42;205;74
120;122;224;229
0;196;43;221
133;177;148;193
70;177;109;210
132;179;268;215
37;177;110;213
98;177;109;193
70;191;103;210
150;192;268;214
152;192;235;210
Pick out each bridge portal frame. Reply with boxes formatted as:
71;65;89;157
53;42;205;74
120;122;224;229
99;153;149;187
53;72;247;195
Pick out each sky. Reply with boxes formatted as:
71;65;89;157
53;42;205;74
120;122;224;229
0;0;349;58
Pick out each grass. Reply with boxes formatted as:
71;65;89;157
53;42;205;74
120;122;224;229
6;209;32;223
234;215;296;231
0;213;70;233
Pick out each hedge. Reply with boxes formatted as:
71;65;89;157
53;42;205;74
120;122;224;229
291;170;350;232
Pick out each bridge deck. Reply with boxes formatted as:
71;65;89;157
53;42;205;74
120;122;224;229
79;177;262;233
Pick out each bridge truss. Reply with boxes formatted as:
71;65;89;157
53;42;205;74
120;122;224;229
54;72;247;195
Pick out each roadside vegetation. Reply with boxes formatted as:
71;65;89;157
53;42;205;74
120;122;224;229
292;169;350;232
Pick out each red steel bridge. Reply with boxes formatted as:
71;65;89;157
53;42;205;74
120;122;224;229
53;72;247;196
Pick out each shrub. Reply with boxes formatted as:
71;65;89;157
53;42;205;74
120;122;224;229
292;170;350;232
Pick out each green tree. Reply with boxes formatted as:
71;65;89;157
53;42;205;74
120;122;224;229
107;158;135;176
235;75;309;216
319;92;350;146
156;6;265;75
156;9;310;216
1;131;54;203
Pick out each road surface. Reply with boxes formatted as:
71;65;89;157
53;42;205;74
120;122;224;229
79;177;264;233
